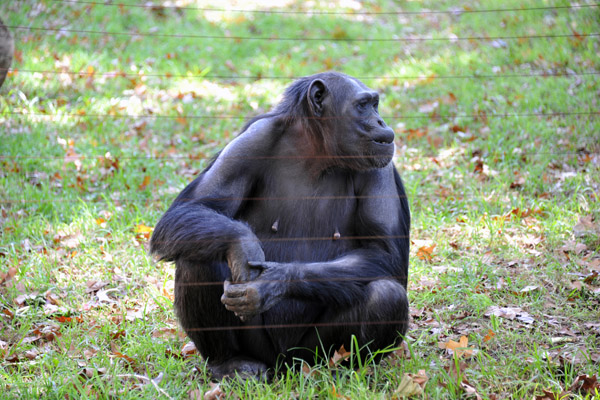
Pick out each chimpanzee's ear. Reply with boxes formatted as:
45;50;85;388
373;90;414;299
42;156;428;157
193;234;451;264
307;79;328;117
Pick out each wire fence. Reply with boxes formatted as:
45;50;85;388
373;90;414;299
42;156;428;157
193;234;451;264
33;0;600;15
9;24;600;42
1;2;599;331
4;68;600;80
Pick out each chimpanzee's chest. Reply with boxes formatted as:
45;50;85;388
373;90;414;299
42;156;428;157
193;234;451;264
240;170;358;262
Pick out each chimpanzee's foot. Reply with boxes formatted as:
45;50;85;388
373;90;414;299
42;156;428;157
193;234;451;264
207;357;269;381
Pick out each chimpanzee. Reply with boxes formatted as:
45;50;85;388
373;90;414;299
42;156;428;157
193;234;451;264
150;72;410;379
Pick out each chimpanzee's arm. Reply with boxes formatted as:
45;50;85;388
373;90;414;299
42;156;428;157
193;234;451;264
150;118;277;282
221;165;410;317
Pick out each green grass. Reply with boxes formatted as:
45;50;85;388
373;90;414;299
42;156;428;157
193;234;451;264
1;0;599;398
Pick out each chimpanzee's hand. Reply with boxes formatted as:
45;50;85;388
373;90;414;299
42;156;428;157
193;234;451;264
221;262;286;321
226;234;265;283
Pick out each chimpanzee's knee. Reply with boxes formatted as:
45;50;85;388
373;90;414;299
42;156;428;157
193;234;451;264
363;279;409;346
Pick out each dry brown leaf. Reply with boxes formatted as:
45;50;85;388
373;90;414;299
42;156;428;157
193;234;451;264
460;379;483;399
392;340;411;360
329;344;351;367
0;267;17;285
520;285;539;293
181;341;197;358
393;374;423;397
535;389;569;400
53;230;83;249
509;173;526;189
483;329;496;342
416;244;436;261
83;348;98;359
560;241;588;255
138;175;151;191
24;349;38;360
135;224;154;240
301;362;317;378
439;336;475;358
112;351;136;365
330;384;351;399
203;383;225;400
152;327;177;339
574;215;599;237
53;315;84;324
393;370;428;398
569;374;600;394
485;306;534;324
85;280;108;293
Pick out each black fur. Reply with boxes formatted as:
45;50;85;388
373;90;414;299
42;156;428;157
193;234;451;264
150;72;410;377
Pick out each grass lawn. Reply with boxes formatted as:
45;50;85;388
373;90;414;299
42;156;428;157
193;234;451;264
1;0;599;398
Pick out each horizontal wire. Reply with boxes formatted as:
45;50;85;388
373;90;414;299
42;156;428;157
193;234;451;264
0;194;569;204
46;0;600;16
0;193;503;203
133;235;410;243
4;111;599;121
8;25;599;42
5;68;600;81
4;234;410;242
184;320;409;332
175;276;411;288
1;195;410;202
0;150;591;160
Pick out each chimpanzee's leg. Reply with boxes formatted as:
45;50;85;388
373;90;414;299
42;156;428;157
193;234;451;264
287;279;409;364
174;259;272;379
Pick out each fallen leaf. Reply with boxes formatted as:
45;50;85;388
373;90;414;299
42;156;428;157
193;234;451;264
181;341;197;358
573;216;599;237
416;244;436;261
135;224;154;240
83;348;98;359
510;173;526;189
520;285;539;294
53;315;84;323
483;329;496;342
393;370;428;398
86;280;108;293
152;327;177;339
112;351;136;365
135;224;153;234
330;383;351;399
535;389;569;400
24;349;39;360
138;175;151;191
392;341;411;361
485;306;534;324
301;362;317;378
460;379;483;400
329;344;351;367
569;374;600;394
79;367;96;379
0;267;17;285
439;336;475;358
560;241;587;255
203;382;225;400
